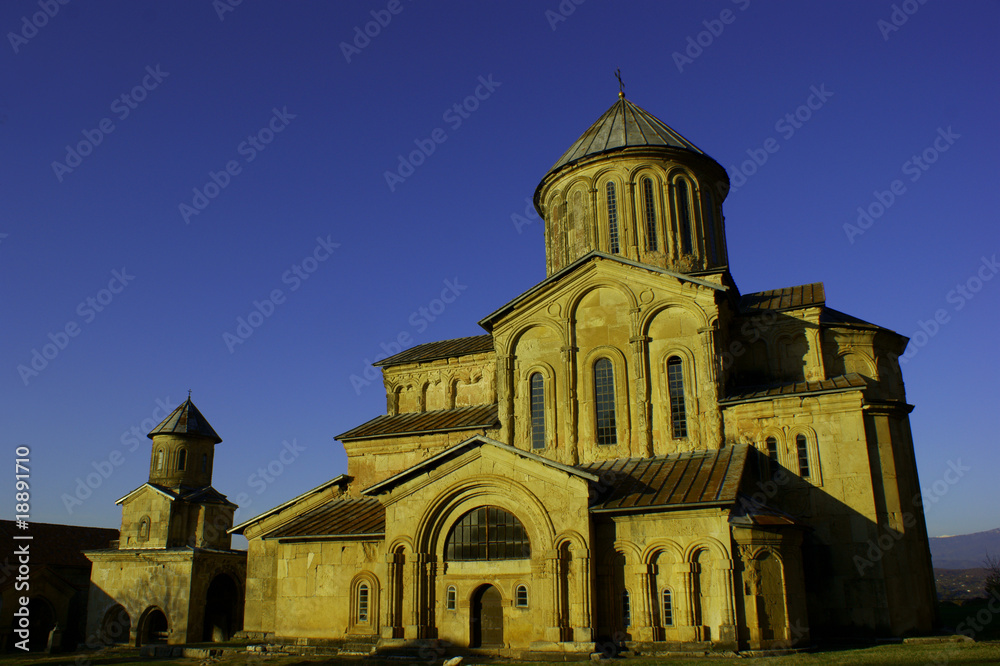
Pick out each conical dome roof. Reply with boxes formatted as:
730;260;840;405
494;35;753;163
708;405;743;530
544;94;707;178
147;397;222;443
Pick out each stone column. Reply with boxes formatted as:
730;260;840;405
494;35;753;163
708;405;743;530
699;326;723;449
719;558;737;646
630;330;653;457
405;553;425;639
634;564;655;641
383;553;398;638
561;343;578;464
497;354;515;445
575;548;593;641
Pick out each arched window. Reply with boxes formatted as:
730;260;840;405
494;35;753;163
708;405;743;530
156;450;164;472
765;436;778;463
446;586;457;610
201;453;208;473
177;449;187;471
622;589;631;628
529;372;545;450
138;517;150;542
594;358;617;446
642;177;658;251
676;180;694;254
515;585;528;607
667;356;687;438
606;182;620;254
796;434;811;478
357;582;369;623
703;193;718;264
662;588;674;626
445;506;530;561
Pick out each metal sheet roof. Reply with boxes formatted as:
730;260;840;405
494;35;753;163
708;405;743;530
721;373;867;405
578;446;748;512
546;96;706;178
264;496;385;540
337;404;498;441
148;398;222;443
739;282;825;313
374;334;493;367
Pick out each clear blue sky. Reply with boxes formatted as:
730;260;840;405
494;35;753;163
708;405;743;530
3;1;997;540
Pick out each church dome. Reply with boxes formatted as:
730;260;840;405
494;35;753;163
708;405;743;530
534;95;730;277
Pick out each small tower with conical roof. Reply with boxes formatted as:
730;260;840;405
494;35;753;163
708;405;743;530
147;397;222;489
534;93;731;277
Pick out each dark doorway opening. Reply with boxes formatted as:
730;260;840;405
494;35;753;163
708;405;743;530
203;574;242;642
471;584;503;647
139;608;168;645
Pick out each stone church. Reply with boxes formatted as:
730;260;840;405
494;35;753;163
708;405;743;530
226;92;938;653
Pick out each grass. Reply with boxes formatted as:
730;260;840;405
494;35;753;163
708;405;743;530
3;642;1000;666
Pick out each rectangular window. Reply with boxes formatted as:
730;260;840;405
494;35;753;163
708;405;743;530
594;358;617;445
796;434;811;478
667;357;687;439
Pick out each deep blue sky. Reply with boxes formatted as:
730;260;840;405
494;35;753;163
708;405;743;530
3;1;997;541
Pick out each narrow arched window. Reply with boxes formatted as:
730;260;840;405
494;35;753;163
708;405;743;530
445;506;530;561
358;583;369;622
156;450;164;471
177;449;187;471
606;182;620;254
138;517;150;542
667;356;687;438
529;372;545;450
515;585;528;608
677;180;694;254
201;453;208;473
765;437;778;463
622;590;631;628
703;193;718;264
643;177;658;251
446;586;457;610
662;589;674;626
594;358;617;446
796;434;811;478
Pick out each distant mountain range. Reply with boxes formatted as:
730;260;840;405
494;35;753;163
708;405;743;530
930;527;1000;569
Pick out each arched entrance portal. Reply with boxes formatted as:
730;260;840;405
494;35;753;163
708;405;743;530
138;608;168;645
470;585;503;647
99;605;131;645
203;574;241;642
26;597;56;651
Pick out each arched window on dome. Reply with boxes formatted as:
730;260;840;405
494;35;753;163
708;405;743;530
642;177;658;251
606;182;621;254
529;372;545;450
156;450;164;472
177;449;187;471
667;356;687;439
445;506;530;561
703;191;719;264
201;453;208;473
594;358;617;446
676;179;694;255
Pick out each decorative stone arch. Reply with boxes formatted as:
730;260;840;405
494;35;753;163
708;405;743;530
639;300;712;336
786;425;822;485
641;539;685;565
450;368;486;408
518;360;558;452
99;603;132;646
504;319;567;358
137;515;151;542
631;166;668;254
580;345;631;454
594;169;629;254
775;331;811;382
566;280;640;326
667;170;701;262
837;348;877;379
416;475;557;560
653;343;699;444
758;427;787;472
683;536;730;563
349;571;381;635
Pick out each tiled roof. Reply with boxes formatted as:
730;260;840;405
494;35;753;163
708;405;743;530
264;497;385;540
374;335;494;368
0;520;119;569
721;373;867;404
740;282;825;313
117;483;236;507
545;96;706;178
337;404;499;441
578;446;748;512
148;398;222;443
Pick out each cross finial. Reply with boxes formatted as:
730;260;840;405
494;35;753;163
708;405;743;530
614;69;625;97
188;389;192;399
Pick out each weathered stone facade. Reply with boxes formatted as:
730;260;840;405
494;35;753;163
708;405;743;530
84;399;246;646
232;94;937;653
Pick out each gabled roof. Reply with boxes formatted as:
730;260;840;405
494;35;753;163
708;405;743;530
479;251;726;331
374;334;493;368
116;482;236;508
148;397;222;443
230;475;350;535
720;373;868;405
263;496;384;541
362;435;599;497
545;95;706;179
337;404;499;442
739;282;825;313
578;446;748;512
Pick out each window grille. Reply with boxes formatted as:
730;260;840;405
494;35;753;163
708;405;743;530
796;434;811;477
667;357;687;438
515;585;528;607
662;589;673;626
594;358;617;445
530;372;545;450
677;181;693;254
445;506;530;561
643;178;658;251
606;182;620;254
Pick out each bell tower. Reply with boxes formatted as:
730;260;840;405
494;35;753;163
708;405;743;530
534;93;731;276
147;396;222;489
